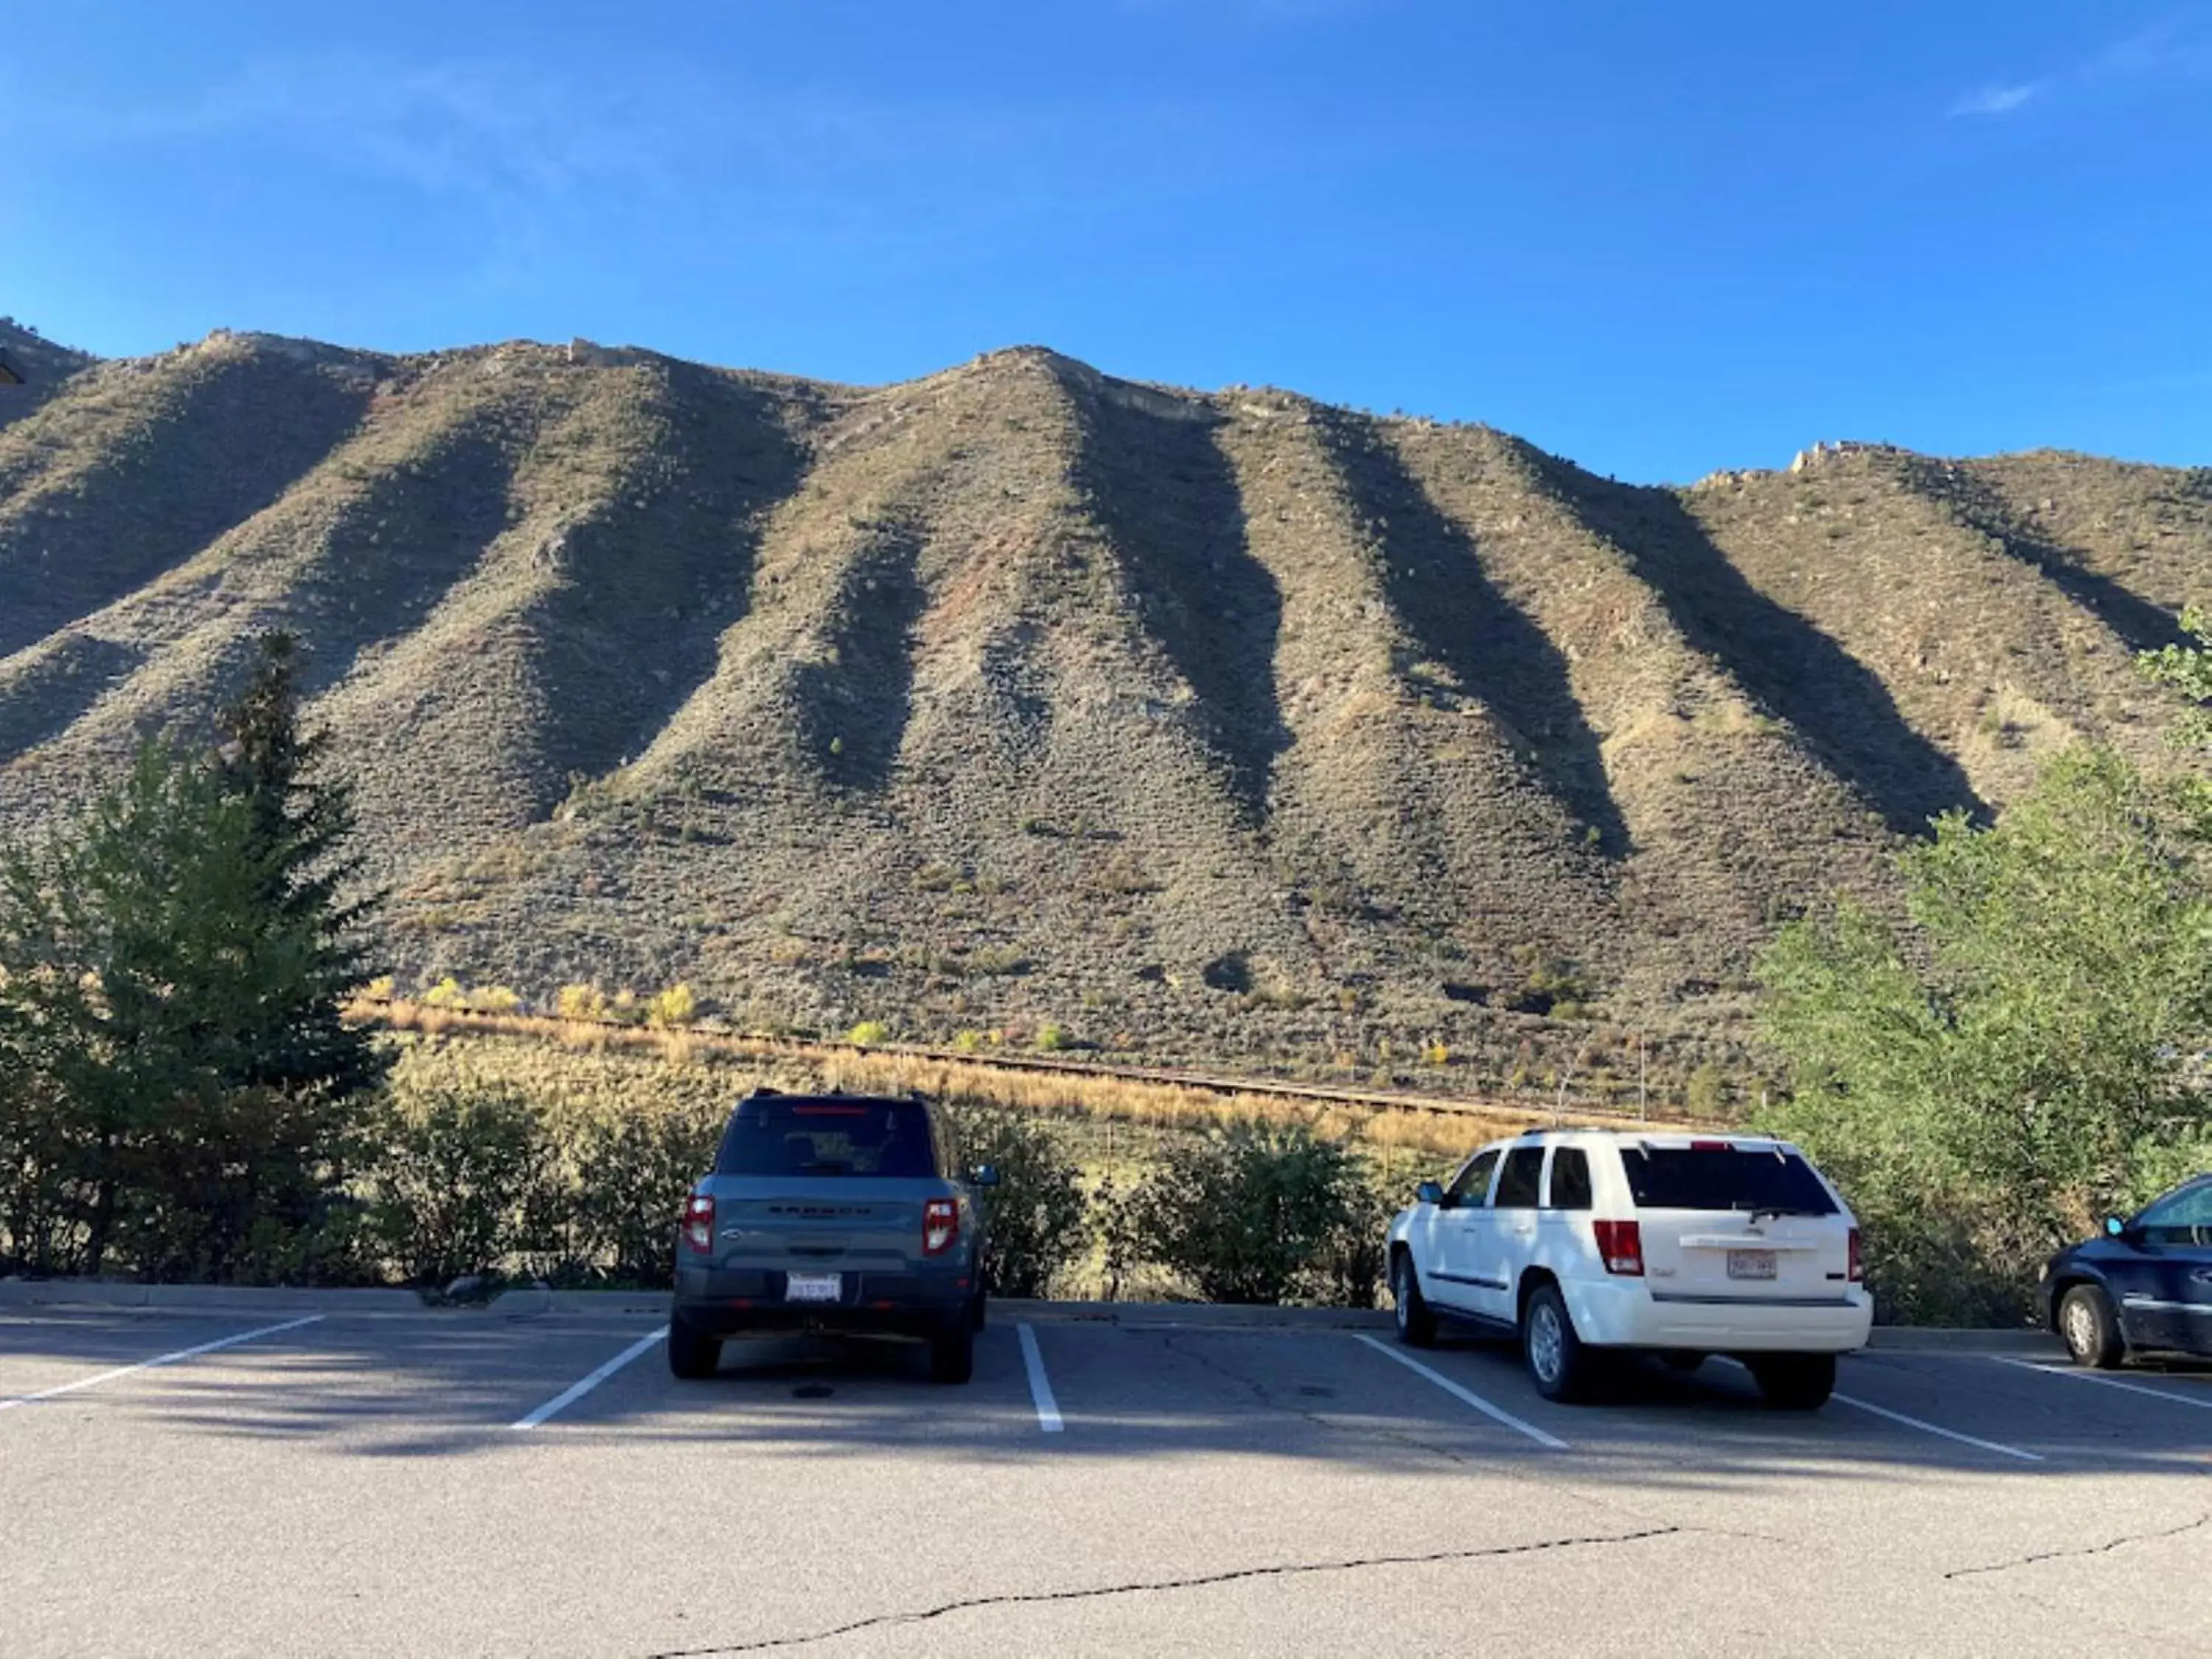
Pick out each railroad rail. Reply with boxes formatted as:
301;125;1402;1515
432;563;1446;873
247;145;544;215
349;997;1714;1133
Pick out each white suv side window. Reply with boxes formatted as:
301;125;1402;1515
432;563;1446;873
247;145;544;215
1448;1149;1500;1207
1545;1146;1594;1210
1493;1146;1545;1210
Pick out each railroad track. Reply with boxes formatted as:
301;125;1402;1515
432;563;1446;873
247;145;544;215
351;997;1712;1132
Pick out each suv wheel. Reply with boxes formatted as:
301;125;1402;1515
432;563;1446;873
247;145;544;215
2059;1284;2124;1370
1747;1352;1837;1410
1391;1251;1437;1349
667;1315;722;1381
1522;1283;1592;1402
930;1325;975;1385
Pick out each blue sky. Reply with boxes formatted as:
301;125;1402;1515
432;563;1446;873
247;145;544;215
7;1;2208;481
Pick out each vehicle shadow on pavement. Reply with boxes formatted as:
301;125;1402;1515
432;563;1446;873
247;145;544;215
10;1312;2208;1495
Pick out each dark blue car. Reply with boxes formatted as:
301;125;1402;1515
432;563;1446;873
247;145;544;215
2042;1175;2212;1366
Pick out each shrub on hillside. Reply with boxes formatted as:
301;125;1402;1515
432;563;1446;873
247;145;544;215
944;1105;1088;1298
646;983;698;1028
1122;1120;1383;1305
557;983;610;1021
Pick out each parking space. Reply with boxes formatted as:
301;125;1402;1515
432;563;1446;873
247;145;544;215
2;1304;2208;1658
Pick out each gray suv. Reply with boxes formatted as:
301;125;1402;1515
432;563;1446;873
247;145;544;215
670;1089;998;1384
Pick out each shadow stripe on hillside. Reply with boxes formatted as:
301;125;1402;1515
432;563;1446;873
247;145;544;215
0;348;373;660
1320;411;1632;858
1068;375;1287;821
1902;459;2191;656
1540;459;1986;836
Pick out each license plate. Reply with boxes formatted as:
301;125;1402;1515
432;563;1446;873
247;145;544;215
1727;1250;1778;1281
785;1272;842;1304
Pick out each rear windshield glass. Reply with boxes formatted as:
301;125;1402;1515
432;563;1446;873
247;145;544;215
714;1099;938;1178
1622;1146;1837;1215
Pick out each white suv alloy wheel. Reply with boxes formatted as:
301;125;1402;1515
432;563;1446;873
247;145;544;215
1527;1298;1565;1385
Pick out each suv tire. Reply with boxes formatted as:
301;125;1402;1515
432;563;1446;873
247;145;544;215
1523;1283;1593;1402
1748;1352;1836;1410
2059;1284;2125;1370
667;1315;722;1381
930;1325;975;1385
1392;1251;1437;1349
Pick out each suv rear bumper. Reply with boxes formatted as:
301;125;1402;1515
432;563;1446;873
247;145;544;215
1567;1278;1874;1354
673;1264;972;1341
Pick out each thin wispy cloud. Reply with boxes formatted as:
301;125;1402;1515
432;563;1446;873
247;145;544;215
2090;15;2212;80
1949;80;2046;119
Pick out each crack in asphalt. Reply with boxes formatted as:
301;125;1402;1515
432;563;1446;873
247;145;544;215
1943;1512;2211;1580
639;1526;1683;1656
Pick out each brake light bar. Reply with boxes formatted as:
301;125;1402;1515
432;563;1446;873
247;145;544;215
1688;1139;1733;1152
1593;1219;1644;1276
681;1193;714;1254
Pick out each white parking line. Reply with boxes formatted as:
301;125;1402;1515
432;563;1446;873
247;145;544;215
1017;1322;1062;1433
0;1315;325;1413
1830;1391;2044;1462
1991;1356;2212;1413
509;1326;669;1430
1353;1335;1570;1450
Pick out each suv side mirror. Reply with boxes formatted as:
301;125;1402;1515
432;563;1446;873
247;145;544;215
1416;1180;1446;1208
972;1165;1002;1189
2104;1215;2126;1238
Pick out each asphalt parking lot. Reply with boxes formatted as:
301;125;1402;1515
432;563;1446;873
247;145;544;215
1;1300;2207;1658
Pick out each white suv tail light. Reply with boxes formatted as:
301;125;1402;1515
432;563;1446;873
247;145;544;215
923;1198;959;1256
681;1193;714;1254
1848;1225;1863;1283
1593;1219;1645;1276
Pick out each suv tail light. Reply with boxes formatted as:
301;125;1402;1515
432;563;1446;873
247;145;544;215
1593;1219;1644;1276
681;1193;714;1255
1848;1225;1863;1283
922;1198;959;1256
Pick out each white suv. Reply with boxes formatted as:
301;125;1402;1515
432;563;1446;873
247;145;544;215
1385;1130;1872;1408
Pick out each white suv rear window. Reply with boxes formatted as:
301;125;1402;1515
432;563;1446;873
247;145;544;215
1622;1146;1837;1215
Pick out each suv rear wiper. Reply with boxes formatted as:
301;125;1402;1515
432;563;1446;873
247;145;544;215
1736;1203;1828;1222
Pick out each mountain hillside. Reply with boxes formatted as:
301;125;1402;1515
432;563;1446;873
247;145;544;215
2;326;2205;1102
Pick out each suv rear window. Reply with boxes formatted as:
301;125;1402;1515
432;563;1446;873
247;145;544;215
1621;1145;1837;1215
714;1097;939;1178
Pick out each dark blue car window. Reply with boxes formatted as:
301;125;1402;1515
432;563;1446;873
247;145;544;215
2137;1180;2212;1244
715;1099;938;1178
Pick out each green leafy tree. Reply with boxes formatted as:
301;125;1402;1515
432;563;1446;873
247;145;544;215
2138;605;2212;742
1759;748;2212;1323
